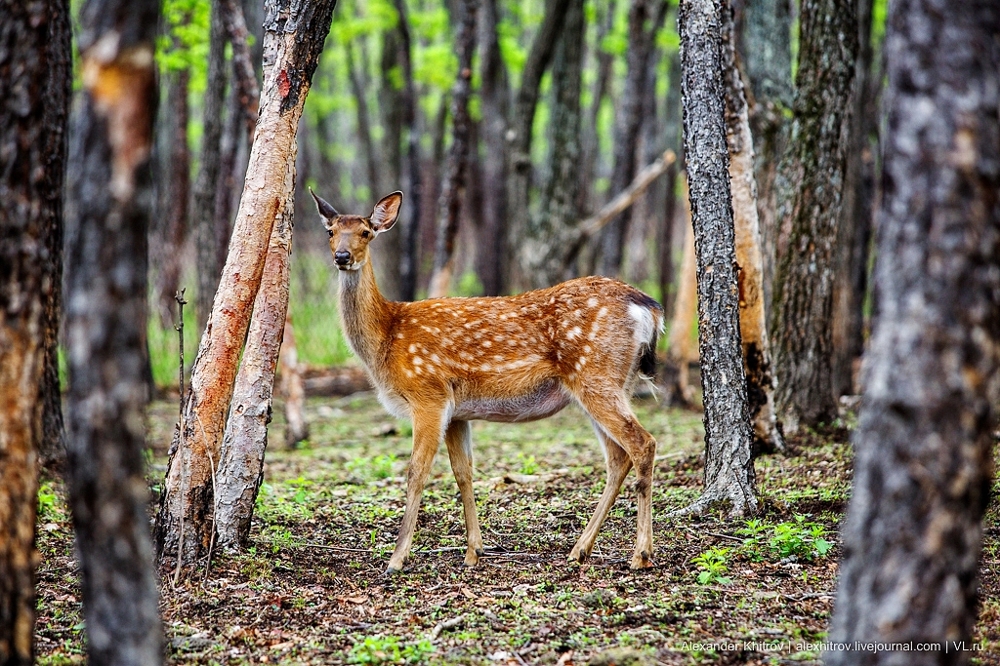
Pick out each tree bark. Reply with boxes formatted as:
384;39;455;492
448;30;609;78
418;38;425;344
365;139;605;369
475;0;510;296
0;1;70;661
520;0;585;289
62;0;164;662
195;0;231;330
675;0;757;516
721;0;783;453
739;0;792;316
769;0;857;432
830;0;875;399
214;161;295;550
428;0;478;298
826;1;1000;661
665;203;698;407
598;0;670;277
155;0;339;571
578;0;618;218
505;0;572;290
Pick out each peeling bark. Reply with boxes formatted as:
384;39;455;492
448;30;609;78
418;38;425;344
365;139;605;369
676;0;757;516
155;0;339;571
721;0;783;454
63;0;164;662
826;0;1000;660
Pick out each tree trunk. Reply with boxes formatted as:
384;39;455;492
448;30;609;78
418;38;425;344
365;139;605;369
520;0;585;289
675;0;757;517
277;315;308;448
598;0;669;277
155;0;339;571
665;204;698;407
739;0;792;316
347;43;382;203
0;1;70;661
391;0;422;301
505;0;572;290
214;163;295;549
826;1;1000;660
428;0;478;298
475;0;510;296
62;0;164;662
153;29;191;328
656;161;678;313
578;0;617;218
769;0;857;432
195;0;230;330
378;28;405;299
722;0;783;454
830;0;875;399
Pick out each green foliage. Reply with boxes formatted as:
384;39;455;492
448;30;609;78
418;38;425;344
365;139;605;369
157;0;210;89
346;454;398;482
347;635;433;665
692;547;732;585
516;452;538;475
737;515;834;562
37;481;60;521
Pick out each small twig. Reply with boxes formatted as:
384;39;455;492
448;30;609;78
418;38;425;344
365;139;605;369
171;289;188;589
174;289;187;419
705;531;744;543
429;615;465;641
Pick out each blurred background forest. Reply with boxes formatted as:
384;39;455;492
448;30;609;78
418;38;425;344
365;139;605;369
145;0;885;389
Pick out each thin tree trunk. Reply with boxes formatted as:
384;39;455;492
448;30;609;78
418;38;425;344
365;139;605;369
578;0;617;217
195;0;230;330
722;0;783;454
278;315;308;448
378;28;404;298
155;0;339;571
598;0;669;277
674;0;757;517
475;0;510;296
826;0;1000;659
769;0;857;432
428;0;478;298
521;0;585;289
656;162;678;313
665;205;698;407
830;0;875;399
0;1;70;661
223;0;260;146
154;64;191;329
391;0;422;301
505;0;572;290
347;43;382;203
63;0;163;662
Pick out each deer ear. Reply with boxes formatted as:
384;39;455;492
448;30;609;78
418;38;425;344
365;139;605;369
371;191;403;234
310;188;339;224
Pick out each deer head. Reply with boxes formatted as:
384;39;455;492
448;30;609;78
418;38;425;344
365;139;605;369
311;190;402;271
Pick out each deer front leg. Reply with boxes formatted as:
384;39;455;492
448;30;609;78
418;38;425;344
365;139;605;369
444;420;483;566
386;407;445;573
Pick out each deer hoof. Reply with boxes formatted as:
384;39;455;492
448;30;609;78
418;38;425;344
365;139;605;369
463;549;481;567
629;551;654;570
567;548;589;565
384;565;403;576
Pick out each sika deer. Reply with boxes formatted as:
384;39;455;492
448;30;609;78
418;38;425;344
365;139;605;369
313;190;663;572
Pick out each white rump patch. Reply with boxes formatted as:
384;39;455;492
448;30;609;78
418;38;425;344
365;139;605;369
628;303;656;347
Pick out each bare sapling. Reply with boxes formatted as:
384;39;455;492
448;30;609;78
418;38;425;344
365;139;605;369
312;190;664;572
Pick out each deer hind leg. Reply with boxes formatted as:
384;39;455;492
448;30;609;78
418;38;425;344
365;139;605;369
568;422;633;564
444;419;483;566
386;406;445;573
575;389;657;569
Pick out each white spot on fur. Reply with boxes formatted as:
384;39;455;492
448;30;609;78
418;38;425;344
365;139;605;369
483;340;492;347
587;297;599;307
597;306;608;318
413;356;424;366
408;344;417;353
566;326;582;340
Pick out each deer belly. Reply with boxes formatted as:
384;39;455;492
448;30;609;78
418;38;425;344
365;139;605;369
453;380;570;423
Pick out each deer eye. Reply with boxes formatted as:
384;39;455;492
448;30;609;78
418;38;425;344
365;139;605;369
361;230;371;239
327;229;333;238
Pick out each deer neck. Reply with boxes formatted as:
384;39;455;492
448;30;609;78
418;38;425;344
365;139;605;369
338;259;394;369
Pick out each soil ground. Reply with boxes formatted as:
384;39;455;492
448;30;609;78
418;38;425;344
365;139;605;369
34;391;1000;665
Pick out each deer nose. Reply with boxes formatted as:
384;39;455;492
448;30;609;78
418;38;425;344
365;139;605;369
334;250;352;266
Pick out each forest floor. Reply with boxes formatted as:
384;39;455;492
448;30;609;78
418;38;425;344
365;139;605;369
34;388;1000;665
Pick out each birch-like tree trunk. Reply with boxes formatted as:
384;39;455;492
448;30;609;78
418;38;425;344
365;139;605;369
0;1;70;660
769;0;857;432
428;0;478;298
63;0;164;661
675;0;757;516
827;1;1000;660
155;0;339;570
721;0;783;453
